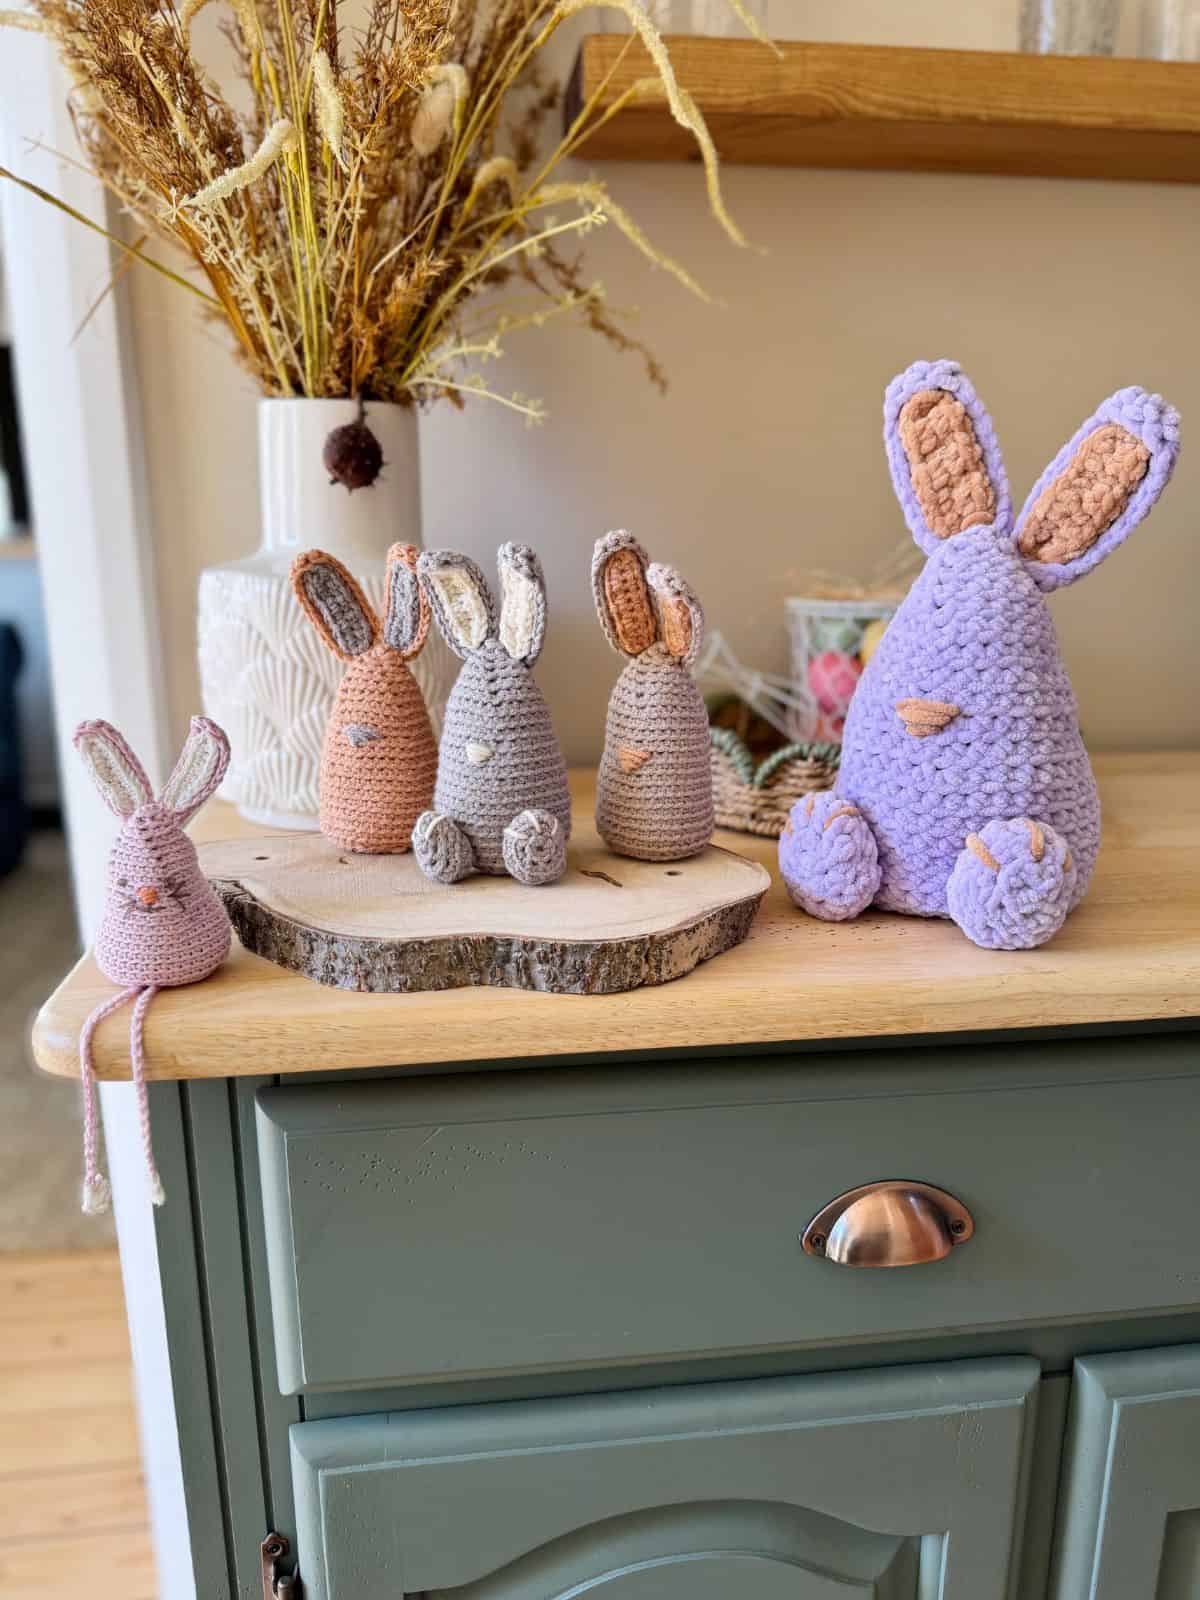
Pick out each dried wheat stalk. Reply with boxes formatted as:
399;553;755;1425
2;0;770;417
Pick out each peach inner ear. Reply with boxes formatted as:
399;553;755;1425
898;389;996;539
659;594;692;659
604;548;657;655
1018;423;1150;566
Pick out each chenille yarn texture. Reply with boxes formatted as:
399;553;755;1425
74;716;232;1213
412;544;571;887
291;543;437;853
779;359;1180;951
592;531;714;862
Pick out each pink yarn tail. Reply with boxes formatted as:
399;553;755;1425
130;986;165;1206
79;986;138;1216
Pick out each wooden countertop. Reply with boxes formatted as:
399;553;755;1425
33;755;1200;1082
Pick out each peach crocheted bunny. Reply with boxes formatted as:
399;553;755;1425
74;716;231;1212
291;543;437;853
592;531;714;860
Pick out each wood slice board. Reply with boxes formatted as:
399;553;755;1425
200;828;770;996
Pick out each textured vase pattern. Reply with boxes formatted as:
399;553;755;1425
198;566;453;824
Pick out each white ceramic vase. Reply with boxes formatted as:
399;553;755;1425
197;398;453;828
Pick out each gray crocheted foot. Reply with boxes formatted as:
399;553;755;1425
503;809;567;886
778;791;881;921
947;817;1077;950
412;811;476;884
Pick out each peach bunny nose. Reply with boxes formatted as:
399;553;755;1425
136;886;160;907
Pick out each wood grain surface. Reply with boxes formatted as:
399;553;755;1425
203;826;768;994
570;37;1200;182
31;756;1200;1082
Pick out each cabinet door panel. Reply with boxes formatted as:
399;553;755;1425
291;1357;1038;1600
1052;1344;1200;1598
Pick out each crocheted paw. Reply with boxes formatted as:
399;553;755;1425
778;791;880;922
82;1172;112;1216
412;811;476;884
947;818;1077;950
503;809;567;886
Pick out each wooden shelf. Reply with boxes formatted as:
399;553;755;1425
31;755;1200;1083
569;36;1200;182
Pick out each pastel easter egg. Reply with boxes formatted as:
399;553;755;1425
859;616;889;668
807;649;862;715
811;615;863;653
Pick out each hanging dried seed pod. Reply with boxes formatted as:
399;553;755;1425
323;418;384;491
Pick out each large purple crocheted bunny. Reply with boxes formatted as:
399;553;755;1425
779;359;1180;950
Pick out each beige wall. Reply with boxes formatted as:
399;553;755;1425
129;1;1200;764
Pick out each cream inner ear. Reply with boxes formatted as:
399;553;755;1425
80;732;147;816
898;389;996;539
430;566;490;651
161;732;221;815
499;562;538;661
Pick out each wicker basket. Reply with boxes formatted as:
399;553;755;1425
710;728;840;838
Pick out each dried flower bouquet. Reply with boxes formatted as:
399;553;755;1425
1;0;765;419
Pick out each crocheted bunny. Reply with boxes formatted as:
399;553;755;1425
413;544;571;886
592;531;713;860
74;716;231;1212
291;543;437;853
779;359;1180;950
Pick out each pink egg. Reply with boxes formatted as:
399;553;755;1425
807;650;862;716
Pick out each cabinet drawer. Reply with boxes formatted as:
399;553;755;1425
290;1356;1039;1600
256;1038;1200;1394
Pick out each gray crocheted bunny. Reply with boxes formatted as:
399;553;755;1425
592;530;714;860
413;545;571;886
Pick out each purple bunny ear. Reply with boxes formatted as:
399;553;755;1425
1014;387;1180;592
74;719;153;818
884;359;1012;557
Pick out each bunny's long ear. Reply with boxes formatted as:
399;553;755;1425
381;544;430;661
160;717;230;825
497;543;548;666
291;550;380;661
647;562;704;668
884;359;1012;556
74;720;153;818
417;550;497;660
1013;387;1180;592
592;531;657;659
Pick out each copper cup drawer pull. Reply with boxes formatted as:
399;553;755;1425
801;1181;974;1269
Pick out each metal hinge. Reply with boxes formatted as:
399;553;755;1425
261;1533;301;1599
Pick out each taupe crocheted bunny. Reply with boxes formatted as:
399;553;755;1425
592;530;713;860
413;545;571;886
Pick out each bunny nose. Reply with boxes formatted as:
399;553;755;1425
136;886;159;907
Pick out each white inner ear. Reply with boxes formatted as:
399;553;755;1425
499;562;538;661
161;732;221;816
79;731;149;816
430;567;489;651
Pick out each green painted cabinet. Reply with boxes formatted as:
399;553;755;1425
291;1358;1040;1599
1052;1344;1200;1598
146;1033;1200;1600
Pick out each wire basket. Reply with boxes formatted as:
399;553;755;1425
710;728;840;838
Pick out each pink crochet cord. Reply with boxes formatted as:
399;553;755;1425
130;986;164;1206
79;985;138;1215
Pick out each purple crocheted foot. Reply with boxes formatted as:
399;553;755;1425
503;809;567;886
413;811;476;884
779;791;881;922
946;818;1078;950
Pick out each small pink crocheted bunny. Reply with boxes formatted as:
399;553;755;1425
74;717;231;1213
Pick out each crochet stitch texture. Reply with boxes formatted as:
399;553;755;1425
779;359;1180;950
74;717;232;1212
292;544;437;853
413;545;571;886
592;531;714;861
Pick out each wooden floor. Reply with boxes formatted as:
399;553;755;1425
0;1251;154;1600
